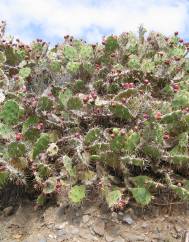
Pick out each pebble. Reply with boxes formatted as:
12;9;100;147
82;214;90;224
79;229;98;241
93;219;105;236
56;229;66;237
141;223;149;229
122;215;134;225
39;239;47;242
125;235;146;241
70;227;79;235
55;223;66;230
48;234;57;239
3;206;14;216
114;236;125;242
112;212;118;219
105;233;115;242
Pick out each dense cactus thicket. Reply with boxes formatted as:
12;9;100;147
0;21;189;209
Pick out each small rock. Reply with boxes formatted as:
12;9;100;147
93;219;105;236
174;224;182;233
13;234;22;239
56;229;66;237
80;228;98;241
122;215;134;225
70;227;79;235
182;231;189;242
118;212;124;216
112;212;118;219
55;223;66;230
105;233;115;242
125;235;146;241
141;223;148;229
3;206;14;216
48;234;57;239
82;214;90;224
46;223;54;229
39;239;47;242
114;236;125;242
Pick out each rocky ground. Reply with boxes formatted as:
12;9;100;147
0;200;189;242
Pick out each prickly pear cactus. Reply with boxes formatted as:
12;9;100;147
0;23;189;210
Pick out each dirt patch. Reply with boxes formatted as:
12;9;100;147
0;200;189;242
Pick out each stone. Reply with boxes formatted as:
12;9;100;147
56;229;66;237
141;223;149;229
82;214;90;224
125;235;146;241
70;227;79;235
105;233;115;242
79;228;98;241
48;234;57;239
39;239;47;242
114;236;125;242
182;231;189;242
93;219;105;236
3;206;14;216
112;212;118;219
55;223;66;230
13;234;22;239
122;215;134;225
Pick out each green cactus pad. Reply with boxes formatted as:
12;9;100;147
66;61;80;75
37;96;53;111
105;189;122;207
19;67;31;79
114;89;137;101
22;116;39;134
125;132;140;153
130;187;152;206
63;155;76;177
67;96;83;110
59;88;73;108
161;110;183;123
0;171;9;189
105;36;119;53
0;123;13;140
0;51;6;64
68;185;86;204
1;100;20;125
63;45;77;61
43;177;57;194
169;155;189;166
110;134;126;152
109;102;132;120
171;185;189;201
8;142;26;158
36;194;46;206
79;45;93;60
128;55;140;70
32;133;50;159
142;145;161;160
84;128;101;145
37;163;51;179
172;90;189;109
131;176;155;189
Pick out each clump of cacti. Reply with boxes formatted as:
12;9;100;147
0;21;189;210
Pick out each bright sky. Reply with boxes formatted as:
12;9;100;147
0;0;189;44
